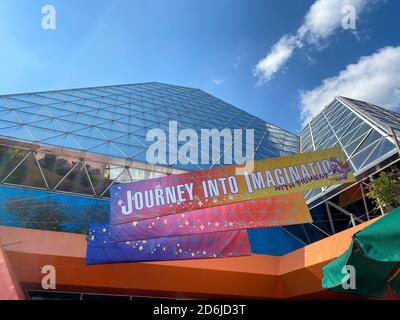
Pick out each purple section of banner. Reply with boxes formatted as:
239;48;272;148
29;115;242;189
86;224;251;265
108;196;311;242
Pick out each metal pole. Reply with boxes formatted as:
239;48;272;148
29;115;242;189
326;200;364;224
360;182;370;221
325;202;336;234
389;127;400;155
349;214;356;227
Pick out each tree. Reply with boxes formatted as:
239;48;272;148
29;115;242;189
4;198;69;231
68;202;110;235
367;169;400;213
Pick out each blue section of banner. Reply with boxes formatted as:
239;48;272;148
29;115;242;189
86;224;251;265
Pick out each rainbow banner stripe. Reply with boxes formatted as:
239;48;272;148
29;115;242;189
109;193;311;242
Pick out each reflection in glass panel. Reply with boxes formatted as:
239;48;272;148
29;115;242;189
5;153;47;189
37;153;77;189
85;161;113;196
110;166;131;184
0;145;30;181
129;167;165;181
100;166;131;198
56;162;94;196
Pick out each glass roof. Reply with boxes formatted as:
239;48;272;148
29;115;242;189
0;82;299;171
300;96;399;203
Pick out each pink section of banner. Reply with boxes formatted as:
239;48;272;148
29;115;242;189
109;194;311;242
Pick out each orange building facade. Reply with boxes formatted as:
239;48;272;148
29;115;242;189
0;218;385;300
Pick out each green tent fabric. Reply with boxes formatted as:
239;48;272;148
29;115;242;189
322;207;400;299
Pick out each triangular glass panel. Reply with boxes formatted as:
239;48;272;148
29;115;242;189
70;134;105;151
16;105;53;117
15;111;49;124
36;152;78;189
0;125;34;142
25;125;64;142
359;138;396;169
42;133;81;150
345;132;369;155
5;97;36;109
85;109;121;121
114;134;145;147
112;142;146;158
27;119;65;132
97;121;126;132
130;150;150;163
113;106;131;117
59;113;93;125
95;127;125;140
60;102;93;113
351;130;383;156
55;161;94;196
0;110;22;123
67;89;96;99
73;127;107;140
344;123;371;146
351;140;380;171
0;146;30;181
0;120;16;130
5;152;47;189
100;166;132;198
56;119;88;132
88;142;125;158
336;116;357;138
46;105;75;118
33;94;59;105
84;161;114;196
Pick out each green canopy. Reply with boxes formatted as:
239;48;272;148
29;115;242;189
322;207;400;299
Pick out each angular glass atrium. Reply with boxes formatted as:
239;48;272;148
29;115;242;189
301;96;400;205
0;83;399;256
0;82;299;199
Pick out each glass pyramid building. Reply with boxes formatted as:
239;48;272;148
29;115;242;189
301;96;400;205
0;82;399;255
0;82;301;251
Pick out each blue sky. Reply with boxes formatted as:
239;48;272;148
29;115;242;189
1;0;400;133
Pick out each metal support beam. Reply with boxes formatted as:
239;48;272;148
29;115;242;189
325;201;336;234
359;183;370;221
389;127;400;155
326;201;364;225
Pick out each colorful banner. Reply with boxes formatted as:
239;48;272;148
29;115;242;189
86;225;251;265
111;147;353;224
109;193;311;242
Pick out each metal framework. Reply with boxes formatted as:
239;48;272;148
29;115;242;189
298;96;400;243
1;84;399;253
301;96;400;204
0;82;299;172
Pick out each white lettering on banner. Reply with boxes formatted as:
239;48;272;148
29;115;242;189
118;157;338;215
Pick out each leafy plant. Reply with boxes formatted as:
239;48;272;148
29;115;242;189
367;169;400;212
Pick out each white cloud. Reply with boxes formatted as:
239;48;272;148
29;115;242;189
212;79;224;85
300;46;400;125
254;35;299;82
254;0;374;83
299;0;368;44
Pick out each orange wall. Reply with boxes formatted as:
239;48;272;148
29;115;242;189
0;218;380;300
